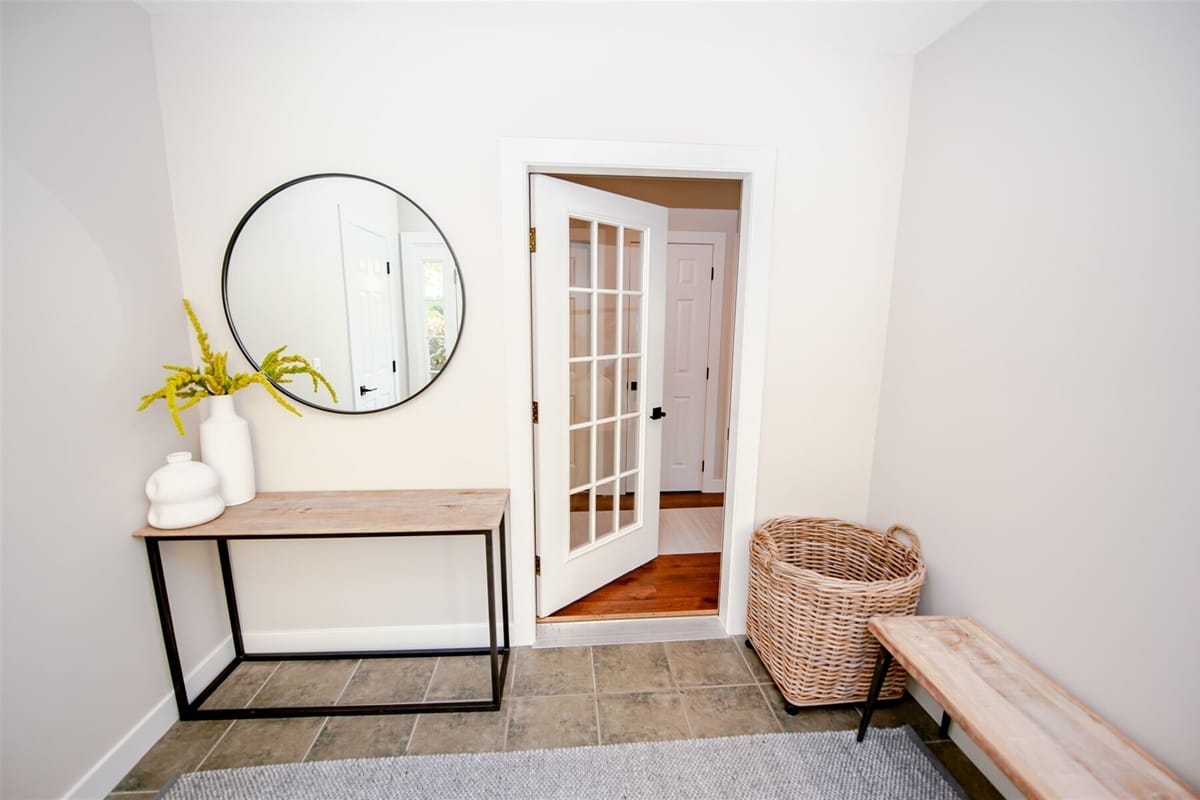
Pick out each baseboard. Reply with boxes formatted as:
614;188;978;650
241;623;492;653
907;682;1022;799
65;636;235;800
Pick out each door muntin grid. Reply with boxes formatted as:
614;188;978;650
568;220;646;556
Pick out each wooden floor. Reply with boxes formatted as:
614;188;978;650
544;552;721;621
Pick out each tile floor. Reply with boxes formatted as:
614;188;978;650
108;637;1002;799
658;506;724;554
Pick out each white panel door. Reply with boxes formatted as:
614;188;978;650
531;175;669;617
400;232;460;391
661;242;715;491
340;215;400;411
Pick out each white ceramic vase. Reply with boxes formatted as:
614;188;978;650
145;451;226;529
200;394;256;506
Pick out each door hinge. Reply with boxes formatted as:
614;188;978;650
710;266;715;281
534;555;541;576
706;367;710;380
531;401;539;424
386;260;391;275
701;459;706;472
392;360;397;372
529;227;537;253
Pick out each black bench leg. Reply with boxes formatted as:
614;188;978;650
856;647;893;743
939;710;951;738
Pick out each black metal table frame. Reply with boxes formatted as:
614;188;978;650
856;646;950;742
144;516;510;720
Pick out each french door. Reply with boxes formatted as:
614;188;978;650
530;175;669;616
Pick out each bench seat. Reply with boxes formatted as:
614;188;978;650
859;616;1195;799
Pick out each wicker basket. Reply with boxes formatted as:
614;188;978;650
746;517;925;708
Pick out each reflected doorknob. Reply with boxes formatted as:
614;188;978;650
650;406;667;420
359;385;378;396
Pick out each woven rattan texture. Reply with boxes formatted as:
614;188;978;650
747;518;926;707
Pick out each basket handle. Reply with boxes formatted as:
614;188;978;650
885;524;922;558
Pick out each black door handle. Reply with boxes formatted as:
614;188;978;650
359;385;378;396
650;406;667;420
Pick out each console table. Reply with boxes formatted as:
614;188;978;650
133;489;510;720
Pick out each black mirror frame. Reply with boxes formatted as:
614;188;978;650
221;172;466;415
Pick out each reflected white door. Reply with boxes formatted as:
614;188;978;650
340;215;400;411
531;175;669;616
661;242;715;491
400;233;460;391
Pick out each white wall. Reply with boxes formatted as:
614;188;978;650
868;2;1200;791
1;4;228;798
149;5;911;640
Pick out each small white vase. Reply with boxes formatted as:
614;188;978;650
200;394;256;506
146;451;226;529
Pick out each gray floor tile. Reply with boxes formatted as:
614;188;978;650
406;708;509;755
112;720;231;792
506;695;598;751
250;660;358;708
758;683;862;733
510;646;593;696
198;718;323;770
734;636;774;683
858;693;940;741
199;662;279;710
665;638;754;686
427;655;497;701
338;658;436;705
592;643;673;693
305;716;414;761
928;741;1006;800
681;685;781;738
597;691;691;744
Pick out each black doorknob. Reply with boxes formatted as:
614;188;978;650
359;385;378;396
650;406;667;420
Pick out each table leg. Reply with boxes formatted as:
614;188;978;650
216;539;245;659
146;538;189;717
498;513;510;650
857;647;893;743
484;528;500;707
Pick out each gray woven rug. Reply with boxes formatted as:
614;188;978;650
158;726;965;800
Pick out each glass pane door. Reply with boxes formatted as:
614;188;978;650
567;219;646;555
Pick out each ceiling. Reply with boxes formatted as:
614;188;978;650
139;1;987;55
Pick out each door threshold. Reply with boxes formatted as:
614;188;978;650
538;608;717;624
533;615;726;648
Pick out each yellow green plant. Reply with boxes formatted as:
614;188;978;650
138;299;337;435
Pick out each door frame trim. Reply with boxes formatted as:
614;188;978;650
668;229;729;495
501;138;777;646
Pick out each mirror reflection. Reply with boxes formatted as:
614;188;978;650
223;174;464;413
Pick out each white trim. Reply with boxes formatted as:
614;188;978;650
501;138;776;644
64;636;235;800
668;229;728;495
533;616;727;648
242;623;491;653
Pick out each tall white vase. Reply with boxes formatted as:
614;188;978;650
200;394;256;506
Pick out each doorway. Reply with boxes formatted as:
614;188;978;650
532;175;741;623
499;137;777;647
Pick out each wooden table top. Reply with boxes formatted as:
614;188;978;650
868;616;1196;800
133;489;509;538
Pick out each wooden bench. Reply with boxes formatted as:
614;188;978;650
857;616;1196;799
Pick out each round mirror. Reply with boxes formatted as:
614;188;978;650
223;174;464;413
